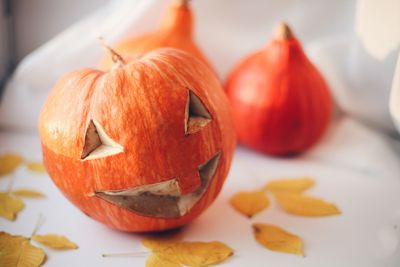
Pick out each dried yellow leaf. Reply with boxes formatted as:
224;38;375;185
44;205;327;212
146;253;180;267
32;234;78;250
275;193;341;216
0;232;46;267
12;189;45;198
142;237;233;267
142;232;183;251
230;190;269;218
169;241;233;266
0;192;24;221
26;162;46;173
265;177;315;193
252;223;304;256
0;153;23;176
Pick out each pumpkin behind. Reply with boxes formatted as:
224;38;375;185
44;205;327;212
100;0;213;72
225;23;333;156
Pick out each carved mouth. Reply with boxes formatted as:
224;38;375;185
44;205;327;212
94;151;222;218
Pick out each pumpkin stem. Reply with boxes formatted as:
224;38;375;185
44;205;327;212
97;37;126;67
161;0;193;37
275;22;294;40
176;0;189;6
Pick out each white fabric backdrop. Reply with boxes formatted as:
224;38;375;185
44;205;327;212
1;0;397;134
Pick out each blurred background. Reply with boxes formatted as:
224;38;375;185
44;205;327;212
0;0;107;88
1;1;400;266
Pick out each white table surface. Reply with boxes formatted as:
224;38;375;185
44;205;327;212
1;117;400;267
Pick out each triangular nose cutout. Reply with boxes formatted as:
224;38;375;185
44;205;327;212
81;120;124;160
184;90;212;135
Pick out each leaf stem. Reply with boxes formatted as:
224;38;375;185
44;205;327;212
31;214;45;237
102;251;149;257
7;172;16;193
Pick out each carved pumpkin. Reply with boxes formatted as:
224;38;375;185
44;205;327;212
225;23;333;156
39;48;235;232
100;0;213;72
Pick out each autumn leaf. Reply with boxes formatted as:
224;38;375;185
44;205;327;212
32;234;78;250
166;241;233;266
146;253;180;267
142;237;233;267
0;192;24;221
252;223;304;256
230;190;269;218
142;232;183;251
12;189;45;198
265;177;315;193
26;162;47;173
0;232;46;267
274;193;341;216
0;153;24;176
0;228;77;266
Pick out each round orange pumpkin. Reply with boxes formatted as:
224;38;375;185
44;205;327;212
39;48;235;232
225;23;333;156
100;0;213;71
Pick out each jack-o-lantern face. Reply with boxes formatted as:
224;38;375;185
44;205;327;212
39;49;236;232
82;90;220;218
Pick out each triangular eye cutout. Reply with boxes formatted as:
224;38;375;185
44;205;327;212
81;120;124;160
184;90;212;135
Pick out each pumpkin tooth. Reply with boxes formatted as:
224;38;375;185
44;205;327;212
184;90;212;135
93;152;221;218
81;120;124;160
177;151;222;215
197;151;221;189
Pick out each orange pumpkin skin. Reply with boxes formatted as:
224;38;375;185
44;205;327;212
39;49;235;232
225;24;332;156
100;1;213;71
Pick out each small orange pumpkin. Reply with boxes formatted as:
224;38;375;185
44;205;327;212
225;23;333;156
100;0;213;71
39;48;235;232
